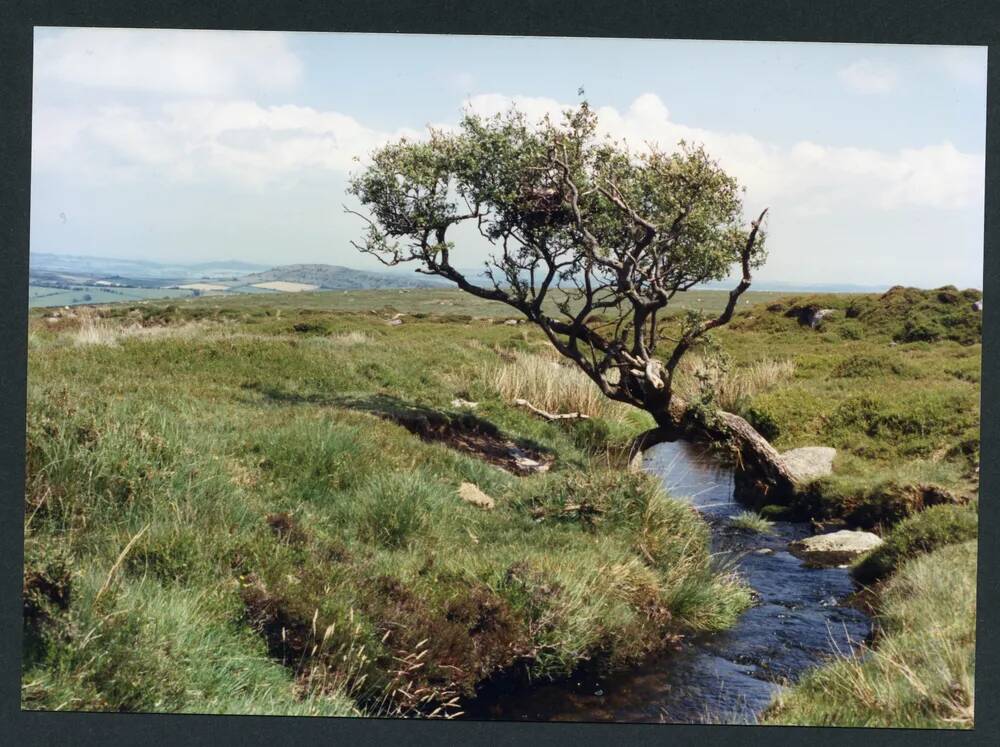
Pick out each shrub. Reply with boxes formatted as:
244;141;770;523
852;504;978;584
897;314;943;343
830;354;916;379
742;405;780;441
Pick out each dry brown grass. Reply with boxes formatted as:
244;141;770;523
675;355;796;411
483;352;630;419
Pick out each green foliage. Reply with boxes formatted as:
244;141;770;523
852;504;978;584
742;405;780;441
349;101;764;285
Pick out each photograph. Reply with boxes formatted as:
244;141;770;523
21;26;985;729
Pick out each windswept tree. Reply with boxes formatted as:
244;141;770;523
348;101;799;494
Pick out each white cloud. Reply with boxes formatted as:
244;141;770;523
33;90;984;221
465;93;984;214
34;27;302;96
32;100;421;188
837;59;898;94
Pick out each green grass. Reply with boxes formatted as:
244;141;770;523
765;540;977;729
728;511;775;535
851;503;979;584
23;301;750;717
716;288;980;524
29;285;196;307
22;283;980;722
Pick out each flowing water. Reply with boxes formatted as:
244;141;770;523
463;440;872;724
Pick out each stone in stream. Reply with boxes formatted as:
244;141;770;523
458;482;495;510
781;446;837;484
788;529;883;566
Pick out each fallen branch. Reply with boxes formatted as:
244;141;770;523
513;398;590;421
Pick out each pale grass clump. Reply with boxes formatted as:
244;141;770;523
72;317;120;347
329;331;373;346
484;351;631;419
676;355;796;411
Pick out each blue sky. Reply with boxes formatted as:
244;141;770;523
31;28;987;288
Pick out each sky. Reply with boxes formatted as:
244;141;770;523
30;28;988;288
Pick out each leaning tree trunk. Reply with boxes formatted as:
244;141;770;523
629;397;799;506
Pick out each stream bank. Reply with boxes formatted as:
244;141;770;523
462;440;871;724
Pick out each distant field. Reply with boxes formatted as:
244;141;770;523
28;285;194;308
249;281;319;292
161;286;794;318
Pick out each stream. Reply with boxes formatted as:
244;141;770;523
463;440;872;724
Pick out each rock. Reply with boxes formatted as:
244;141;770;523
388;318;403;326
810;309;836;328
458;482;495;510
788;530;883;566
786;304;836;328
503;319;519;326
973;300;983;312
451;398;479;409
509;447;550;474
754;547;775;556
780;446;836;484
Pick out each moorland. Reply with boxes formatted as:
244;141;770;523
22;285;980;727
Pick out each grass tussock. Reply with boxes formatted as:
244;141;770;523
484;351;629;419
766;541;977;729
728;510;775;535
852;503;978;584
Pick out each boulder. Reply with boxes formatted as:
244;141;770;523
788;530;883;566
810;309;836;327
781;446;836;484
786;305;836;328
458;482;495;510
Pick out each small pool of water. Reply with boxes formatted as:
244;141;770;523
462;440;871;724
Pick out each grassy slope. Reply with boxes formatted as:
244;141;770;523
23;285;981;722
714;288;981;526
23;301;749;716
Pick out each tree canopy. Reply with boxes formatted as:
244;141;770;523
347;101;768;429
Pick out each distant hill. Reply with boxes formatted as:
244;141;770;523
234;264;447;290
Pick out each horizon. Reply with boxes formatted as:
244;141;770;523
31;249;982;294
30;29;987;289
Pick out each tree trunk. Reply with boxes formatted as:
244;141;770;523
630;398;799;506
